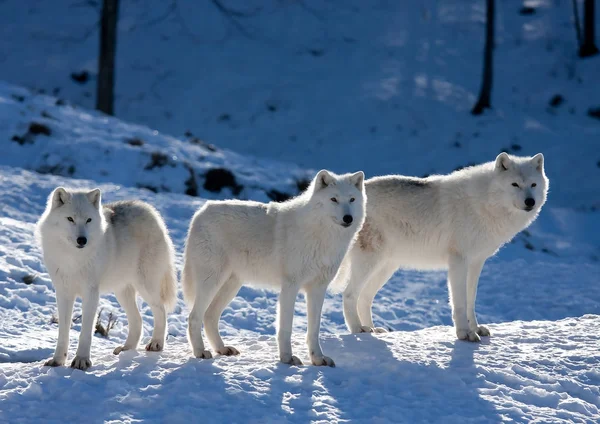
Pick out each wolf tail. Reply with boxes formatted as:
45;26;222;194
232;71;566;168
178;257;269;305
328;254;352;294
160;262;178;312
181;256;196;305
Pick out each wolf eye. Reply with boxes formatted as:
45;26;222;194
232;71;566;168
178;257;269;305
330;198;338;203
531;183;537;188
511;183;519;188
86;218;92;223
349;197;355;203
67;217;74;223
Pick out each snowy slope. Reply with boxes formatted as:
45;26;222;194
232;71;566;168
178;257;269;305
0;81;311;202
0;0;599;207
1;0;600;422
1;163;599;422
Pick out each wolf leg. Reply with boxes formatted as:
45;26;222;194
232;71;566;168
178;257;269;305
45;288;75;367
305;282;334;367
448;254;479;342
278;283;302;365
146;303;167;351
204;276;242;356
113;285;142;354
71;284;99;370
188;267;230;359
466;259;490;337
343;253;379;333
357;263;397;333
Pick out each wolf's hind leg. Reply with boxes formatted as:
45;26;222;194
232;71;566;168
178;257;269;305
343;253;380;333
357;263;397;333
113;285;142;354
135;273;169;352
188;265;230;359
204;276;242;356
146;303;167;351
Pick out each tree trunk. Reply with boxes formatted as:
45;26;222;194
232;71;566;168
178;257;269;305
572;0;583;49
579;0;599;57
471;0;495;115
96;0;119;115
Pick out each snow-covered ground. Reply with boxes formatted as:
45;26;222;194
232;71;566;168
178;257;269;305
0;163;598;422
1;0;600;422
2;317;600;423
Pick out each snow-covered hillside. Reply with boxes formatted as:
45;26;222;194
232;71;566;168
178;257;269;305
0;81;311;202
1;0;600;422
0;0;599;207
1;160;599;422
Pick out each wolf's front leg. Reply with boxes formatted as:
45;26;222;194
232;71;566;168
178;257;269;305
466;259;490;337
305;283;335;367
45;289;75;367
71;285;99;370
277;284;302;366
448;254;479;342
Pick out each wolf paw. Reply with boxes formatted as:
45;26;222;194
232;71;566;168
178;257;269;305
145;340;164;352
476;325;491;337
216;346;240;356
70;356;92;370
373;327;389;334
113;345;135;355
194;349;213;359
456;329;481;342
359;326;374;333
44;358;64;367
311;355;335;367
281;354;303;366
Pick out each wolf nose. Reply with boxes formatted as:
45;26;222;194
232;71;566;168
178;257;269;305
77;237;87;246
524;198;535;208
343;215;353;224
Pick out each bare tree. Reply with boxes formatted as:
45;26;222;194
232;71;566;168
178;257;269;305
96;0;120;115
578;0;599;57
472;0;495;115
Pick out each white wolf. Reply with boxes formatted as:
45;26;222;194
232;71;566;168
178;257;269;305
36;188;177;370
338;153;549;342
182;170;366;366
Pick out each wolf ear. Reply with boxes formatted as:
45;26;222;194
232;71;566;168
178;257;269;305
315;170;335;190
495;152;511;171
51;187;70;209
350;171;365;190
531;153;544;172
86;188;102;209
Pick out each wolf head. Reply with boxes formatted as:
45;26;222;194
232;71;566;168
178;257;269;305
309;170;367;229
39;187;107;250
491;153;549;213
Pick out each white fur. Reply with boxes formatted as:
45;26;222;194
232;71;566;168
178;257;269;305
183;170;366;366
36;188;177;370
337;153;549;341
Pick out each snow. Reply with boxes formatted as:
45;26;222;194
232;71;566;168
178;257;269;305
2;316;600;423
0;0;599;207
0;163;598;422
1;0;600;422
